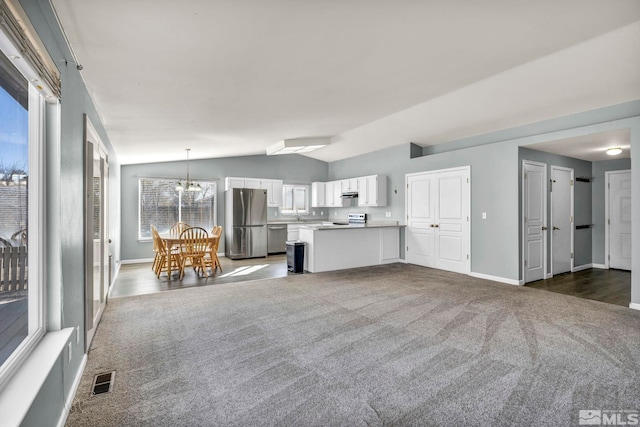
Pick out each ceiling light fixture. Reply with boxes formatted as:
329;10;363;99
175;148;201;192
266;137;331;155
606;147;622;156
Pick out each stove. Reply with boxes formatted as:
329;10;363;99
348;213;367;224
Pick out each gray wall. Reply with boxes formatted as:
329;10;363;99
518;147;593;269
329;141;521;280
329;104;640;285
592;158;632;265
121;154;328;260
16;0;120;425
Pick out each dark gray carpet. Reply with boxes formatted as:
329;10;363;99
66;263;640;426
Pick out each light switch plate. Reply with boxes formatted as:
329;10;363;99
386;212;391;218
482;212;487;219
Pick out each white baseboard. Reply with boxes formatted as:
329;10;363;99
57;354;87;427
121;258;154;265
470;272;522;286
630;303;640;311
572;263;592;272
544;273;552;279
592;263;608;269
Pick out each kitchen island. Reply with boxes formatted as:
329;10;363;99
298;222;403;273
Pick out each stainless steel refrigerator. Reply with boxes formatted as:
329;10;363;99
225;188;268;259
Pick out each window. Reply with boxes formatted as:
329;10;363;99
138;178;217;238
281;184;309;214
0;46;46;387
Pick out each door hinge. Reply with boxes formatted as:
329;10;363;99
571;252;574;259
608;182;610;189
608;254;610;260
406;246;409;251
608;218;610;225
466;254;469;260
570;179;573;186
524;173;527;179
524;260;527;266
467;177;469;184
467;216;469;222
407;183;409;189
570;216;573;223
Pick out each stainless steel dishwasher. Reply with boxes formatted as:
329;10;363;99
267;224;288;254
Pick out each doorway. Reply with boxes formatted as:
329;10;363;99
550;166;574;275
405;166;470;275
606;170;632;270
84;115;109;350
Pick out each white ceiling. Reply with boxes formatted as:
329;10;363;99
524;129;631;162
50;0;640;165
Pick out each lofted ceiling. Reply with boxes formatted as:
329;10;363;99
524;129;631;162
50;0;640;165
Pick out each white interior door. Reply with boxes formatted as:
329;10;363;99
608;170;632;270
434;169;470;274
523;161;546;283
551;166;573;275
406;167;470;274
84;116;109;350
406;173;435;267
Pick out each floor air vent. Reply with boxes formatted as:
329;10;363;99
91;371;115;396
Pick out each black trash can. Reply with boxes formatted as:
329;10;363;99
286;240;305;273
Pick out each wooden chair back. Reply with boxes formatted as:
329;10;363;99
170;221;191;238
211;225;223;252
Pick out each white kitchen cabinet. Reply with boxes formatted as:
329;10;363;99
325;180;346;207
287;223;300;241
311;182;326;207
341;178;359;193
260;179;283;207
357;174;387;207
244;178;262;189
225;177;246;190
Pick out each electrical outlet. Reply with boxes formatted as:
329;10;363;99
386;212;391;218
320;211;323;215
334;211;337;216
312;211;315;215
274;212;278;216
76;326;80;344
67;342;72;363
482;212;487;219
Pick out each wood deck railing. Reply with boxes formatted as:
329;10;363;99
0;246;28;292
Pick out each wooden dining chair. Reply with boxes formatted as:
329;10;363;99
151;225;161;273
152;227;181;279
179;227;209;280
204;225;223;273
170;221;190;238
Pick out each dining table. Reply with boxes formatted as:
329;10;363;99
158;233;220;277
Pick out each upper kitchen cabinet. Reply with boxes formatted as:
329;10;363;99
261;179;283;207
225;177;283;207
311;182;326;207
325;180;346;207
341;178;359;193
357;174;387;207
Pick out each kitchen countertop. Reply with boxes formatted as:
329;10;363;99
300;221;404;230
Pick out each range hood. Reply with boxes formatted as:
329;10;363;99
341;191;358;199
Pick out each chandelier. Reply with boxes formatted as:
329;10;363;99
175;148;202;192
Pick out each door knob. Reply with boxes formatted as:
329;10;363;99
434;224;439;228
553;226;560;230
541;226;548;231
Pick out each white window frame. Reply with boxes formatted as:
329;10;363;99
0;63;47;390
281;184;310;215
137;178;218;240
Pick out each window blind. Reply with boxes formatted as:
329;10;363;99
0;0;61;99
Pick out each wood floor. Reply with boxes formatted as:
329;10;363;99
110;254;291;298
526;268;631;307
112;256;632;309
